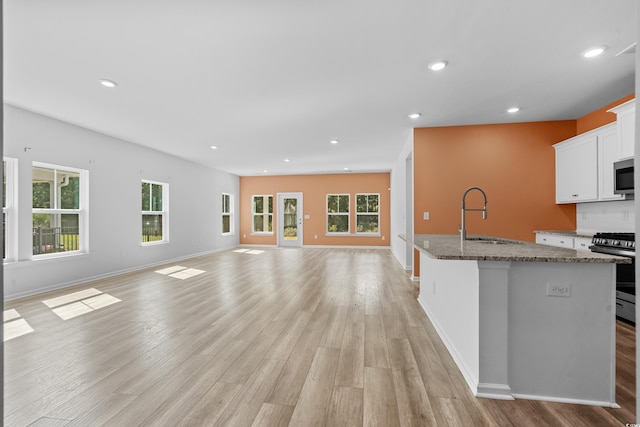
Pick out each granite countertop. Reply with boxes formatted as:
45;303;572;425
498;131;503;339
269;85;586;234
412;234;630;263
534;230;595;238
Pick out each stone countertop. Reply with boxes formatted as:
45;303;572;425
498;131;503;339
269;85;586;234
534;230;595;238
412;234;630;263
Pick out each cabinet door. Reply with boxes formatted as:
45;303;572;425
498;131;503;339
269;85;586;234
575;135;598;201
617;103;635;159
536;233;573;248
598;126;624;200
555;144;578;203
555;135;598;203
574;237;592;251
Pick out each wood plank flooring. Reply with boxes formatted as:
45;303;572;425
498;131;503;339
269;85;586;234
3;247;636;426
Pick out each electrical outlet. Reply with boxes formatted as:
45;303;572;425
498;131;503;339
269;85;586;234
381;235;385;241
547;283;570;297
314;234;318;239
424;212;430;220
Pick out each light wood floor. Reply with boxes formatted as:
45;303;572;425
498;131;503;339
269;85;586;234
3;247;636;426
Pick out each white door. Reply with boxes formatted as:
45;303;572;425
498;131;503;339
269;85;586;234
277;193;303;247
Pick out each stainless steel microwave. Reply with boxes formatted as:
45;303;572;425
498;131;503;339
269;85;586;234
614;158;634;195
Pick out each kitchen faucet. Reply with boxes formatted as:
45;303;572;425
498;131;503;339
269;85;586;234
460;186;488;242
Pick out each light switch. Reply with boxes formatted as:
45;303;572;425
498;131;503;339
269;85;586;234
423;212;430;220
304;214;310;219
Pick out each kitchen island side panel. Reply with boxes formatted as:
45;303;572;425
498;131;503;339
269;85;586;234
418;253;480;390
507;262;616;404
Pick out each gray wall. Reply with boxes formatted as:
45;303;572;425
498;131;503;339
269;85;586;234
4;105;239;299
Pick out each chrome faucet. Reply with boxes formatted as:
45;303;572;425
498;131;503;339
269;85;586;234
460;186;488;242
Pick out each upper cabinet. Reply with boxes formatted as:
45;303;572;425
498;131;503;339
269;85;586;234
554;132;598;203
608;99;635;160
553;123;624;204
597;124;625;201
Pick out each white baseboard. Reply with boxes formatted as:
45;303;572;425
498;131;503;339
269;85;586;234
410;275;419;282
476;383;514;400
511;393;619;408
301;245;391;249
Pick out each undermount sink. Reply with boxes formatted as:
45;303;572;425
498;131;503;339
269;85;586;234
466;237;522;245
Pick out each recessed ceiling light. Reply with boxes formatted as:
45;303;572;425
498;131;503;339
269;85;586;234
583;46;607;58
428;60;448;71
507;107;520;113
344;167;349;171
330;140;339;145
99;79;118;88
210;145;218;150
284;158;290;163
408;113;421;119
263;169;268;173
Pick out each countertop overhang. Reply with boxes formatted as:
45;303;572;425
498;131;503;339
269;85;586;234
404;234;630;263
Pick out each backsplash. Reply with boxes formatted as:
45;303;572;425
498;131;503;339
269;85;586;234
576;199;636;233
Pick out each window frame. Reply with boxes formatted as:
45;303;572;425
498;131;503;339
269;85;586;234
326;194;350;235
355;193;380;235
32;161;89;259
141;179;169;246
251;194;273;235
222;193;234;235
3;158;18;262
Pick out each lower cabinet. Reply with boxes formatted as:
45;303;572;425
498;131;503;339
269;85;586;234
535;233;592;251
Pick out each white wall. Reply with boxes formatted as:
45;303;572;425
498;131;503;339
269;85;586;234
4;105;239;299
390;133;413;268
576;199;635;233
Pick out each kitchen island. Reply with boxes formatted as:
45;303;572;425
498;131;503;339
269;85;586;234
409;234;630;406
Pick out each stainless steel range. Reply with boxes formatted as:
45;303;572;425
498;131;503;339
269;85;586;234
590;232;635;323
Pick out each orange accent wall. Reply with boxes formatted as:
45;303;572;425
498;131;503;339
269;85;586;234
412;121;578;276
576;93;635;134
239;173;390;246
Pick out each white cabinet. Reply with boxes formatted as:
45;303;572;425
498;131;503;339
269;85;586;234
608;99;635;160
535;233;574;249
535;233;593;251
597;124;625;201
554;133;598;203
573;237;592;251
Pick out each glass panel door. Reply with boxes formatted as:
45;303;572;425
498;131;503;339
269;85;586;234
278;193;303;247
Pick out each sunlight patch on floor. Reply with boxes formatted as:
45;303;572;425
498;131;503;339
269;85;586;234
155;265;188;275
42;288;103;308
155;265;206;280
43;289;122;320
4;308;21;322
4;309;34;341
234;248;264;255
169;268;205;280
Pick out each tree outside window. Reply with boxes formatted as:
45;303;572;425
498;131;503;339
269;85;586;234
356;193;379;234
252;195;273;234
222;193;233;235
327;194;349;234
32;163;86;256
142;180;168;244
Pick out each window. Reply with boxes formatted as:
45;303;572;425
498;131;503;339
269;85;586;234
32;163;88;257
327;194;349;234
356;193;380;234
3;158;17;261
222;193;233;235
252;195;273;234
142;180;169;244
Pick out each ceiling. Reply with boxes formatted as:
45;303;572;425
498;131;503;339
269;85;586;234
4;0;637;176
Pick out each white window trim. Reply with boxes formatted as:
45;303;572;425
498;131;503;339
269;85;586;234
355;193;381;236
251;194;274;235
32;161;89;259
326;193;350;235
3;158;18;262
222;193;234;236
141;179;169;246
